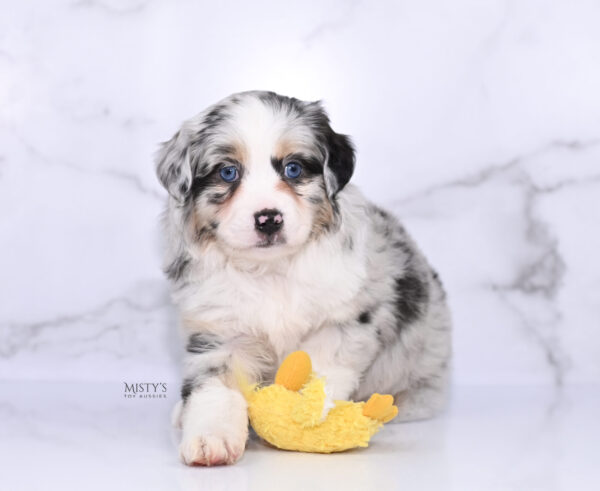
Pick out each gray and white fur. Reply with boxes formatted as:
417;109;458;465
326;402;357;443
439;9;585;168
155;91;451;466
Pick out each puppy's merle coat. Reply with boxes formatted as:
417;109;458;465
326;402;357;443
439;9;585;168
156;91;451;466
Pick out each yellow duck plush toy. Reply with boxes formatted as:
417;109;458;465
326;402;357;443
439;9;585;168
242;351;398;453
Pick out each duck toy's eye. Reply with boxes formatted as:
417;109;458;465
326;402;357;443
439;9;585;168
219;165;239;183
284;161;302;179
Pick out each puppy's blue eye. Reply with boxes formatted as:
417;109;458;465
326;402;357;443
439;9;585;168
284;161;302;179
219;166;239;183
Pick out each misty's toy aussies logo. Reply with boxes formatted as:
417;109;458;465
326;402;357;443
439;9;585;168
123;382;167;399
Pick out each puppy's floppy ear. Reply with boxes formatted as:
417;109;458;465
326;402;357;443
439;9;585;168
323;129;355;199
155;130;193;203
308;100;355;199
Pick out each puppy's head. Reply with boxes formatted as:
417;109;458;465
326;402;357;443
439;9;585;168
156;91;355;260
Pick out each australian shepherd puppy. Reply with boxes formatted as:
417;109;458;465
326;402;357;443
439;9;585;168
155;91;451;466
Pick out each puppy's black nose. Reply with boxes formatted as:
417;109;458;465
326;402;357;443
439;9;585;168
254;209;283;235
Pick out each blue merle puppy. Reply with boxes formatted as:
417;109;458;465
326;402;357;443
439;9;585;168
155;91;451;466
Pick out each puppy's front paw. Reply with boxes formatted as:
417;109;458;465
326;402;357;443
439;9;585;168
180;431;247;466
178;379;249;466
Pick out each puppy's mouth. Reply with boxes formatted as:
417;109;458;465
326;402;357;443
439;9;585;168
255;233;286;248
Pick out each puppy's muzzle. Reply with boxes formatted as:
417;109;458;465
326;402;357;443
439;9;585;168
254;209;283;236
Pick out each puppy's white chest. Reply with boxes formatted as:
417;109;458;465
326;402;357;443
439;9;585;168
181;236;367;355
234;254;365;349
235;274;326;339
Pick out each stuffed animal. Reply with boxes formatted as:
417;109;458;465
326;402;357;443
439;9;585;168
241;350;398;453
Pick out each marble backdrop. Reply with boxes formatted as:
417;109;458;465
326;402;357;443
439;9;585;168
1;0;599;387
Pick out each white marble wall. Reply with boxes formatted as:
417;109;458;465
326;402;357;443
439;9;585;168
1;0;599;386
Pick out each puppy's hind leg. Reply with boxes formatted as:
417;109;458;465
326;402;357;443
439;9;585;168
171;399;183;429
392;375;449;423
